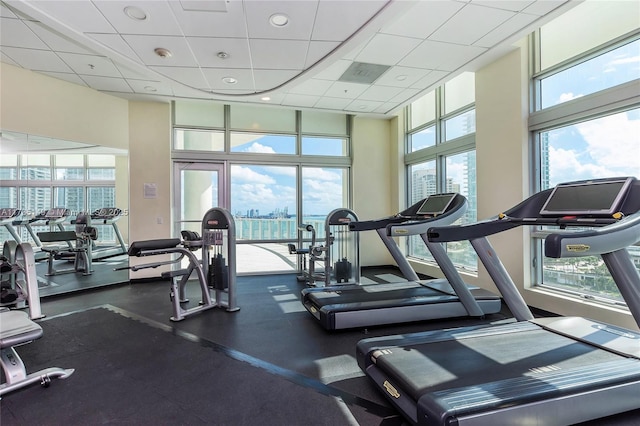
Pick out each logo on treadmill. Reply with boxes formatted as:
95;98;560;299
383;380;400;399
208;220;219;225
394;229;409;235
566;244;590;252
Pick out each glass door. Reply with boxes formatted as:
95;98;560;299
173;162;225;236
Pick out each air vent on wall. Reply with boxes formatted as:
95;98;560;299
338;62;391;84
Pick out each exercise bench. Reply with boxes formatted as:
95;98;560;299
37;230;94;276
0;308;74;397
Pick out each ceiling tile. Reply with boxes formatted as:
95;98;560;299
126;79;174;97
380;1;464;39
373;66;433;88
313;96;352;110
168;0;247;37
201;68;255;91
345;99;384;113
79;75;133;93
244;0;317;40
281;93;320;108
39;71;88;87
0;3;17;18
358;85;405;102
26;0;113;33
400;40;486;71
149;66;209;90
305;41;341;69
523;0;568;16
0;17;49;49
1;47;73;72
311;0;387;41
390;87;425;104
472;1;535;13
0;52;18;66
323;81;368;99
87;33;143;63
92;1;182;36
249;39;308;70
121;35;198;67
286;78;333;96
187;37;252;68
355;33;422;66
253;69;300;91
57;53;122;78
474;12;540;48
429;3;516;45
410;70;449;90
25;21;95;55
312;59;352;80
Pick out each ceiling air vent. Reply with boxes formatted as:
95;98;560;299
338;62;391;84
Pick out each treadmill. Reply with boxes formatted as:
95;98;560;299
301;193;502;330
357;176;640;425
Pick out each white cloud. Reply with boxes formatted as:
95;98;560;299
232;165;275;184
244;142;275;154
558;92;583;103
303;168;341;182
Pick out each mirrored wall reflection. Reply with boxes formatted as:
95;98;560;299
0;130;130;297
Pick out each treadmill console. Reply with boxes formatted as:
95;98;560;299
415;193;456;217
540;177;633;217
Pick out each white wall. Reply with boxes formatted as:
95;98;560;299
351;116;395;267
127;101;172;278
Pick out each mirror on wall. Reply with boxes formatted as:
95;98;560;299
0;130;129;297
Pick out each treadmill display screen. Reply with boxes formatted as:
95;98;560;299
416;193;456;216
539;177;632;216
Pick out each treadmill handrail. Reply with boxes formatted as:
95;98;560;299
348;215;409;232
387;194;468;237
545;211;640;258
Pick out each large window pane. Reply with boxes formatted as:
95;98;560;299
409;91;435;130
231;164;296;240
88;187;117;242
540;0;640;70
174;100;224;127
302;167;347;218
301;111;347;135
409;126;436;152
230;105;295;132
444;109;476;141
407;161;437;261
540;40;640;109
55;187;84;216
537;109;640;301
230;133;296;154
301;137;346;156
444;72;475;114
174;129;224;151
0;187;18;242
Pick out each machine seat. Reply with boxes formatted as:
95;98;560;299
0;309;42;348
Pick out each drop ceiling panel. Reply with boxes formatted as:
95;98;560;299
313;96;352;110
357;85;406;102
87;33;143;63
286;78;332;96
380;1;465;39
304;41;341;69
282;93;320;108
2;47;73;72
354;33;422;66
78;75;133;93
57;53;122;78
201;68;254;91
92;1;182;36
522;0;567;16
311;0;388;41
25;21;95;55
187;37;252;68
473;1;535;13
126;79;174;97
253;69;300;91
374;66;433;88
0;52;18;66
149;66;209;90
249;39;309;70
0;17;49;49
0;3;17;17
410;70;449;90
323;81;368;99
40;71;88;86
312;60;353;81
400;40;486;71
346;99;384;113
121;35;198;67
23;0;114;33
429;3;516;45
168;1;247;37
474;12;540;48
244;0;317;40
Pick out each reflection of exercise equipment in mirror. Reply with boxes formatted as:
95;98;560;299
289;208;359;287
74;208;127;260
37;226;97;277
124;207;238;321
0;242;74;396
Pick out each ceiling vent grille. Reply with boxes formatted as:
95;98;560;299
338;62;391;84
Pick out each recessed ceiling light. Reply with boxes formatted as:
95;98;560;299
222;77;237;84
395;75;408;81
269;13;289;27
261;96;271;101
154;47;172;58
124;6;147;21
144;86;157;92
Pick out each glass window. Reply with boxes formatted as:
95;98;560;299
407;161;437;261
174;100;224;128
87;169;116;180
19;187;51;216
540;39;640;109
444;72;475;114
20;154;51;180
539;0;639;70
409;91;436;130
230;104;296;132
87;155;115;167
55;187;85;215
0;168;17;180
174;129;224;151
409;126;436;152
444;109;476;141
302;167;348;218
301;137;346;156
301;111;347;135
230;133;296;155
231;164;296;241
